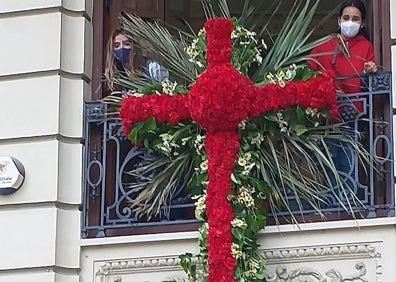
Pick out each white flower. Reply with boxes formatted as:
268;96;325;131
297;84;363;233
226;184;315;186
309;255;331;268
242;163;255;175
159;141;171;153
200;160;208;171
197;27;205;36
277;112;283;119
277;112;288;129
194;134;205;155
161;80;178;95
250;133;265;145
305;107;318;117
255;53;263;64
285;69;295;80
194;193;207;217
243;152;251;161
231;218;248;229
131;92;144;97
261;39;267;50
245;258;261;277
237;157;247;166
231;243;243;259
196;134;205;143
238;118;248;130
236;186;255;208
231;30;238;39
196;61;204;68
280;126;288;133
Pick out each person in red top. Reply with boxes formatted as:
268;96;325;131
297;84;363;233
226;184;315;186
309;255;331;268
308;0;377;106
308;0;378;189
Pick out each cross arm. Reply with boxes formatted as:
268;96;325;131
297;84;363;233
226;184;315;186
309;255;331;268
120;93;191;135
248;74;338;118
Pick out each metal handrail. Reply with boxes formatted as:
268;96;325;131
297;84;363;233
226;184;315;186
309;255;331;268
81;72;394;238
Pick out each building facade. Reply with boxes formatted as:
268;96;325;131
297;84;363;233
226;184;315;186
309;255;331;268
0;1;396;281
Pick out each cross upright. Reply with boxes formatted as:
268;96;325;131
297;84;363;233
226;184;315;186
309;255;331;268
121;18;336;282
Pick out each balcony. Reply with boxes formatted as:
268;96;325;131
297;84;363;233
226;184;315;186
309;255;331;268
82;72;394;238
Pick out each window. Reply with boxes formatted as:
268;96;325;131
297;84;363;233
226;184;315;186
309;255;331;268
83;0;393;238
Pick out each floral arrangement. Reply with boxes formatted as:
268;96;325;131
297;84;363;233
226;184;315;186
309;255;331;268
119;18;345;282
106;1;372;281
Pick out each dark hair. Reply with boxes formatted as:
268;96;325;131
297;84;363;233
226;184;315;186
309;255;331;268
338;0;370;40
339;0;366;20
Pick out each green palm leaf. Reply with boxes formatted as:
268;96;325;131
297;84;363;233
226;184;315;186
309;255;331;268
259;122;370;223
128;152;194;219
253;0;340;82
120;13;198;84
108;0;371;222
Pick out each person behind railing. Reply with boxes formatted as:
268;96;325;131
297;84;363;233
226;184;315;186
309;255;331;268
307;0;378;189
103;28;169;184
308;0;377;98
103;28;187;220
104;28;169;93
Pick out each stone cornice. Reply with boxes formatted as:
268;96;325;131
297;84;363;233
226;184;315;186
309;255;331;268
94;242;382;281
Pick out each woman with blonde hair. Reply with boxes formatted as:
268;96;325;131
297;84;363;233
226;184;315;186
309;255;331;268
104;28;169;93
104;28;136;92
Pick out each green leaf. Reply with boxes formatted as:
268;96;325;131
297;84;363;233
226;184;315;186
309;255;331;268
255;272;266;279
231;173;242;184
129;126;139;143
231;227;245;240
142;117;157;133
294;124;308;136
296;107;306;122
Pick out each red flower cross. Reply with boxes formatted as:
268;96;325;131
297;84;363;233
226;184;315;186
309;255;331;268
121;18;337;282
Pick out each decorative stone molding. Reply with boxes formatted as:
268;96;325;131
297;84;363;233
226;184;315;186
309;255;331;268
267;262;367;281
265;242;382;282
95;256;186;282
93;242;382;282
263;242;379;261
96;256;181;274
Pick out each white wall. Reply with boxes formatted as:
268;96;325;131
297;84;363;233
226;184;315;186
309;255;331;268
80;219;396;281
1;0;395;281
80;1;396;281
0;1;92;281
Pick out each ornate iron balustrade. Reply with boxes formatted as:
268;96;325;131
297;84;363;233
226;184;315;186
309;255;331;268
82;72;394;238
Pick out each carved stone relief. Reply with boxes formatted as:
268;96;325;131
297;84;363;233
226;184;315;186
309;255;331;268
265;243;382;282
267;262;367;281
93;242;382;282
95;256;186;282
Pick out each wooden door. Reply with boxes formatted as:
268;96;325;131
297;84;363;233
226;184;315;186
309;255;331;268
108;0;166;33
365;0;391;69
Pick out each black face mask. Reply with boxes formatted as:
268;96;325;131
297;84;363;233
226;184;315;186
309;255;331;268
113;48;131;64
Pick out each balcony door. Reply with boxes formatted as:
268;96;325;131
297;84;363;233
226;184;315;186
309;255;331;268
366;0;391;69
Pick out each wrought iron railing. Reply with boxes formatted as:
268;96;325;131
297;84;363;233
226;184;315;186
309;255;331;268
82;72;394;238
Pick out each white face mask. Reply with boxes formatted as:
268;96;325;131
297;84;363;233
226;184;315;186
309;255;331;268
340;21;361;38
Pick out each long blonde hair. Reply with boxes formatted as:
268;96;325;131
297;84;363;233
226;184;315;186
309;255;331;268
104;29;136;92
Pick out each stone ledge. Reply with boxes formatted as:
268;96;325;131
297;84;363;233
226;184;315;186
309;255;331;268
0;1;90;15
81;217;396;247
92;241;382;282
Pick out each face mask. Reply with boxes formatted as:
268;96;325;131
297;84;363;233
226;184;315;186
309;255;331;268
340;21;361;38
113;48;131;64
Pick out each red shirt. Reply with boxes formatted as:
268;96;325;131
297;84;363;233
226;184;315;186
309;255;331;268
308;34;375;92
